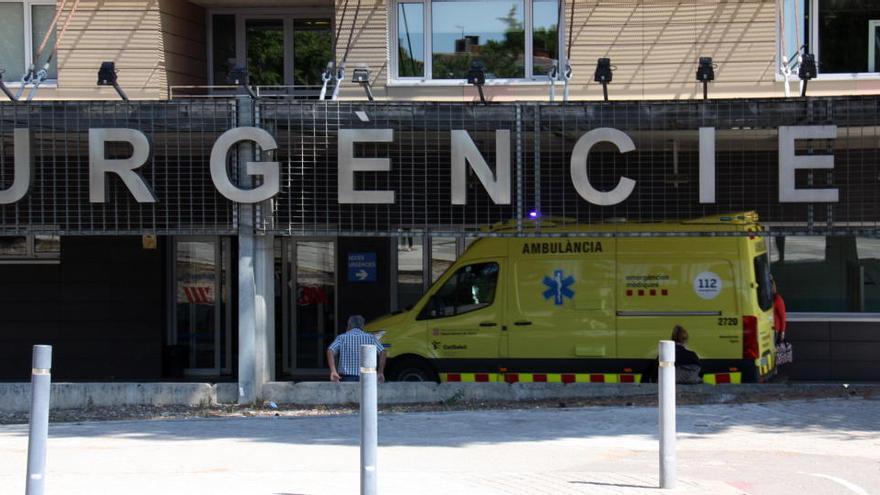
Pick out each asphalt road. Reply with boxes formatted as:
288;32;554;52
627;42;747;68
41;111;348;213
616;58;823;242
0;397;878;494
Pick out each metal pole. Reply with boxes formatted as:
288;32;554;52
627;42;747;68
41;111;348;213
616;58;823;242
237;97;257;405
360;344;378;495
658;340;676;490
26;345;52;495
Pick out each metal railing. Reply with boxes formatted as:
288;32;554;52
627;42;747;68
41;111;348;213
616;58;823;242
169;84;331;100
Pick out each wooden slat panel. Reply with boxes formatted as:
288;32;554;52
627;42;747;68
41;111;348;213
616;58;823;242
57;49;162;69
57;29;161;51
160;12;206;43
57;0;159;11
159;0;207;88
58;67;166;89
55;1;165;96
335;0;389;82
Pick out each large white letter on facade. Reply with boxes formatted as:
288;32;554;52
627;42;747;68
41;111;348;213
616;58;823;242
89;129;156;203
570;128;636;206
0;129;33;204
778;125;838;203
699;127;716;204
338;129;395;204
210;127;280;203
451;130;511;205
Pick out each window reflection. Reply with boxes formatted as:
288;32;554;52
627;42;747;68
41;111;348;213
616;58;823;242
818;1;880;73
770;236;880;313
431;0;525;79
398;235;424;309
31;5;57;79
0;236;27;256
398;3;425;77
532;0;558;76
431;237;457;282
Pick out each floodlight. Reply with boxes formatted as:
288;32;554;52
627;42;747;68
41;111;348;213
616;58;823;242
798;52;817;97
467;59;487;104
352;66;374;101
696;57;715;100
97;62;128;101
594;58;613;101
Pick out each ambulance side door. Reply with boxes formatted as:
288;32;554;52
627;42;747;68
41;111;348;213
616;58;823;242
416;259;506;361
506;240;616;360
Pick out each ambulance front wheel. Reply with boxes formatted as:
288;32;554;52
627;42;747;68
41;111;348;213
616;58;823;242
390;357;439;383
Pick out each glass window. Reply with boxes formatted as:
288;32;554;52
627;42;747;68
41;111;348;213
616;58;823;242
212;14;236;85
397;2;425;77
0;236;27;256
31;4;57;79
0;4;26;82
0;234;59;261
431;0;525;79
246;19;285;86
431;236;457;282
769;235;880;313
293;19;332;86
779;0;805;74
419;261;499;319
532;0;558;76
295;241;336;369
34;234;59;255
783;1;880;75
397;235;424;310
817;0;880;73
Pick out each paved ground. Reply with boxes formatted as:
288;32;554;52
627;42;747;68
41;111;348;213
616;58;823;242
0;397;878;494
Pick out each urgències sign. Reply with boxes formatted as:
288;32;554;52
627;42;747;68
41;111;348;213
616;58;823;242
0;125;841;207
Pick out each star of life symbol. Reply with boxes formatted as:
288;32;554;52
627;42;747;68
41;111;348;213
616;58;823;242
543;270;575;305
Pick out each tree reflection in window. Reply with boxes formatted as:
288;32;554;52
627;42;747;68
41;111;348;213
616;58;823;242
431;0;525;79
398;3;425;77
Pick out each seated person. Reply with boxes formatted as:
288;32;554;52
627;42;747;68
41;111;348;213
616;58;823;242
671;325;702;384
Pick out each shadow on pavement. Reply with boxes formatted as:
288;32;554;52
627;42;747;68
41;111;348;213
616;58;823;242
1;398;878;448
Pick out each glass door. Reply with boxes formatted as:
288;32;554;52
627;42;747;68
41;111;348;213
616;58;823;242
278;239;338;373
245;18;286;86
293;19;333;88
173;237;232;376
212;13;333;94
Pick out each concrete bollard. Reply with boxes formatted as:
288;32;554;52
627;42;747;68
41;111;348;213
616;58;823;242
659;340;676;490
26;345;52;495
360;344;378;495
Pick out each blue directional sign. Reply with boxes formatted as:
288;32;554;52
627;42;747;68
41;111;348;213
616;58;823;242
347;252;377;282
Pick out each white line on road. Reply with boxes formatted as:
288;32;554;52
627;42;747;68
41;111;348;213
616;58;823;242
804;473;872;495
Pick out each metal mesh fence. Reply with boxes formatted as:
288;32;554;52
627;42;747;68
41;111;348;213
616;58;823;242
260;102;519;235
2;97;880;236
0;100;237;235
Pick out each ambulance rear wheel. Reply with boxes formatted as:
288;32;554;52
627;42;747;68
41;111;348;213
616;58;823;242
391;358;438;383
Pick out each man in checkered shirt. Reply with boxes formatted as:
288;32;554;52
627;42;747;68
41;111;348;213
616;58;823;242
327;315;387;382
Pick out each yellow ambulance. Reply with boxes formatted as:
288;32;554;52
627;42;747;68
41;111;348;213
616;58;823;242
368;213;777;384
